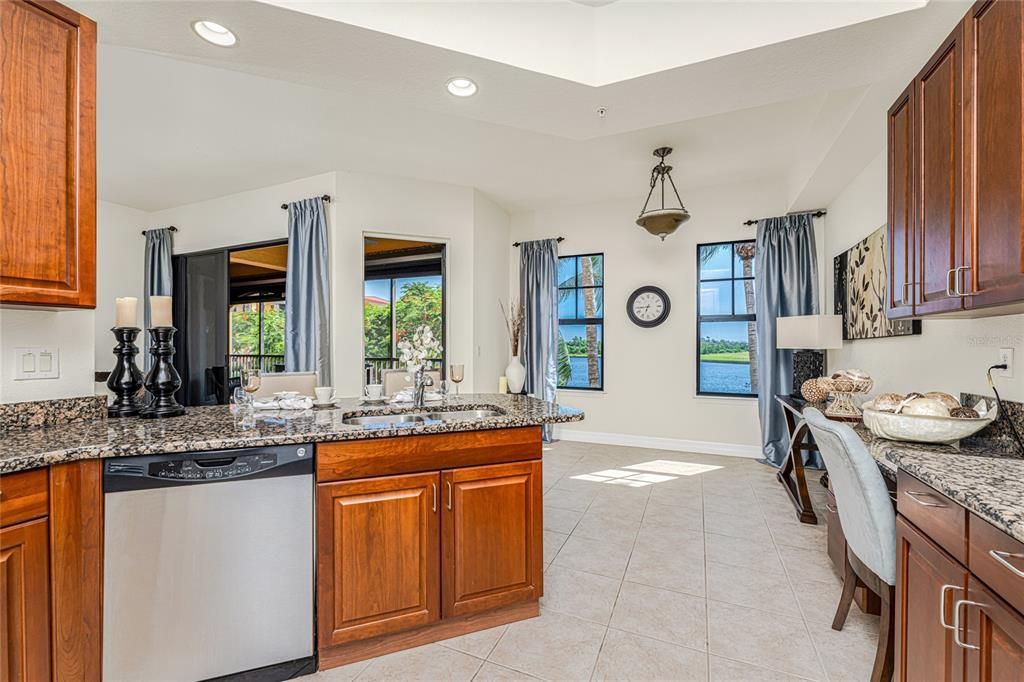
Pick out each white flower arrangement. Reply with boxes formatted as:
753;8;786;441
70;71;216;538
398;325;443;371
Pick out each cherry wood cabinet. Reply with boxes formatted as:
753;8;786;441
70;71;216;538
0;518;52;682
888;0;1024;318
317;472;441;647
963;578;1024;681
442;460;542;618
0;0;96;308
896;516;967;682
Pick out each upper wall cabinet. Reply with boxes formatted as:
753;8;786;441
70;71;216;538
0;0;96;308
888;0;1024;319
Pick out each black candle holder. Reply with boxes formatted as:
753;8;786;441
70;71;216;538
107;327;144;418
139;326;185;419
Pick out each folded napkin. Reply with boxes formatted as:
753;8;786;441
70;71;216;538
252;396;314;411
390;389;444;404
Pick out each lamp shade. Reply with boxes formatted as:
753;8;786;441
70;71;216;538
776;314;843;350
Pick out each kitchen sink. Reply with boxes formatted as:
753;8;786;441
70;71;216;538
341;407;505;427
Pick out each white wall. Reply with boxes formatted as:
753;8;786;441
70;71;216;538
825;152;1024;402
151;170;508;398
472;190;511;393
510;178;794;453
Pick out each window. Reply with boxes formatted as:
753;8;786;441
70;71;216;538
558;253;604;390
363;274;444;374
697;240;758;396
229;300;285;376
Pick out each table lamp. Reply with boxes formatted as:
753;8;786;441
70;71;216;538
776;314;843;397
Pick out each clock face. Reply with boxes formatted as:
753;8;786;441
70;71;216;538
627;286;671;327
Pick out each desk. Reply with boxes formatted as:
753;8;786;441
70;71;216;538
774;395;859;525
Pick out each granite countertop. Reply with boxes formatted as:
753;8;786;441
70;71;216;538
854;424;1024;544
0;394;583;475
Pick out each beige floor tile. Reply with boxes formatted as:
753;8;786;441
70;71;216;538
706;560;801;617
708;655;814;682
793;578;880;634
572;508;642;544
543;530;569;566
586;494;649;521
541;564;622;624
642;502;705;533
552;535;634;579
543;506;583;535
707;600;825;680
704;511;773;542
810;626;879;682
624;543;706;597
609;581;708;650
310;659;372;681
778;544;842;584
703;492;766;519
592;628;708;681
487;610;606;682
358;643;484;681
544;487;597;513
705;532;785;575
471;662;541;681
440;625;507;659
647;483;704;511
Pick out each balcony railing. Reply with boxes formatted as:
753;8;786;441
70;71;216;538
364;357;442;381
229;353;285;378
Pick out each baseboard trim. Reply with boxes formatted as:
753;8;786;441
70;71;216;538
552;427;762;459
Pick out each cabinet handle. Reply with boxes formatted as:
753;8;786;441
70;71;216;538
900;282;910;306
904;490;944;507
990;549;1024;578
946;268;957;297
953;265;972;296
432;483;437;513
446;481;453;510
939;584;960;630
825;503;838;513
953;599;986;650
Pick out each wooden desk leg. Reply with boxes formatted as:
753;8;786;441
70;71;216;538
776;420;819;525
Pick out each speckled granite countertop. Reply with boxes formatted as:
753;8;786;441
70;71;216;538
855;425;1024;544
0;394;583;475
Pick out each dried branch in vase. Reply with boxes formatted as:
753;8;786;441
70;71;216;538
500;298;524;357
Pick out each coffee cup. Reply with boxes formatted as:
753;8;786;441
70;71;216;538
314;386;335;403
364;384;384;400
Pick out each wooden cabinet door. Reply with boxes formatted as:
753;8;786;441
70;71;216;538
963;0;1024;309
963;577;1024;681
317;472;441;647
0;518;51;682
0;0;96;308
442;460;542;618
888;83;916;318
896;516;967;682
915;25;966;315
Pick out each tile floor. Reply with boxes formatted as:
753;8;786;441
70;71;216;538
313;441;880;681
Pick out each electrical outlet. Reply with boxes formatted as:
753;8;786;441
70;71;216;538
996;348;1014;378
14;346;60;380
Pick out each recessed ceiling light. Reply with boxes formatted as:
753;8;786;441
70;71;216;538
446;77;478;97
192;20;237;47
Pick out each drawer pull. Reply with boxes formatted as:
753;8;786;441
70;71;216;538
946;268;956;297
904;490;944;508
953;599;986;650
953;265;972;296
825;503;838;514
939;584;960;630
990;549;1024;578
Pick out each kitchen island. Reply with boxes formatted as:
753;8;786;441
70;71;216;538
0;394;583;679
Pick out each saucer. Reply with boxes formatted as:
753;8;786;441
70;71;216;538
313;399;337;408
359;397;388;404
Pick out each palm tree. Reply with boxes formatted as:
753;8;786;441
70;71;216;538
558;255;602;388
699;243;759;390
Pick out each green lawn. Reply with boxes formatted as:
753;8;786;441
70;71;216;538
699;351;751;364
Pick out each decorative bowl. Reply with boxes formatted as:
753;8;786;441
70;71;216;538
861;398;997;445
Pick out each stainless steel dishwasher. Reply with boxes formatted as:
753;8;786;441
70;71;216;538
103;444;315;681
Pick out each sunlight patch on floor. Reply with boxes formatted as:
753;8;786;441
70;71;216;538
569;460;722;487
624;460;723;476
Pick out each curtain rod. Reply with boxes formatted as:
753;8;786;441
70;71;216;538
743;209;826;226
140;226;178;236
280;194;332;210
512;237;565;247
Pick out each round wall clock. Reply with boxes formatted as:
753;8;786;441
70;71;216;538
627;286;671;328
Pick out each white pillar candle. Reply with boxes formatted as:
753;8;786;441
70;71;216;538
150;295;173;327
498;376;508;394
114;297;138;328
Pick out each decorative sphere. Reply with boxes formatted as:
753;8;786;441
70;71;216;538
801;378;830;403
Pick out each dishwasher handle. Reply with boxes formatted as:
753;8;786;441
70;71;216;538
104;444;313;493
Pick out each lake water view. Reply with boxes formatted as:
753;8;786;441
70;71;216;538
699;360;754;394
565;356;602;389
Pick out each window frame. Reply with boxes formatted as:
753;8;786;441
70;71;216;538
558;252;605;392
696;239;757;398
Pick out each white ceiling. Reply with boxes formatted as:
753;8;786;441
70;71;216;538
68;0;969;213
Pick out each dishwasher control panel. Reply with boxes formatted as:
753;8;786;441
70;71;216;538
149;453;277;481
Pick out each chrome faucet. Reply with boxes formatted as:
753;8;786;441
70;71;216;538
413;366;434;408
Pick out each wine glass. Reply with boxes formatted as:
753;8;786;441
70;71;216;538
449;364;465;395
241;368;261;405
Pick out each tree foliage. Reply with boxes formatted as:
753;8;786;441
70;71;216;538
230;303;285;356
363;279;443;360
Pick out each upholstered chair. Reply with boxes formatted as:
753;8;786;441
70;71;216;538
804;407;897;682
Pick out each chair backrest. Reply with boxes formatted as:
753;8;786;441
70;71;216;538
380;368;441;397
252;371;318;399
803;407;897;585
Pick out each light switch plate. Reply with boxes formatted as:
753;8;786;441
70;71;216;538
14;346;60;380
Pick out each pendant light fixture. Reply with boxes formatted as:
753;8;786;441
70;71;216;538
636;147;690;241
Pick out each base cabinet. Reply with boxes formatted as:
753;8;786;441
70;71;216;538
0;518;52;682
963;578;1024;682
